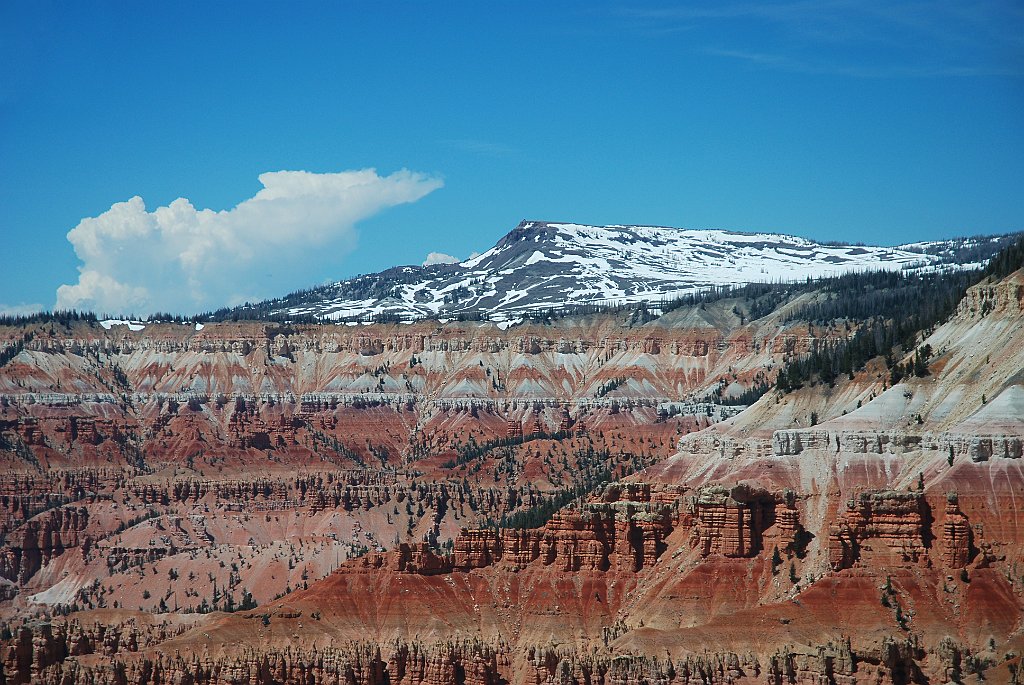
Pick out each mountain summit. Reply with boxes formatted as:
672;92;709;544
236;221;1016;321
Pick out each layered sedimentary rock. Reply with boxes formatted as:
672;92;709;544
453;502;675;573
452;529;503;570
0;316;801;404
0;506;88;585
940;493;974;570
1;268;1023;685
343;483;687;576
6;635;509;685
689;484;770;558
772;427;1023;461
354;481;814;577
0;616;195;684
828;491;929;571
526;636;929;685
0;630;950;685
686;484;806;558
361;542;451;575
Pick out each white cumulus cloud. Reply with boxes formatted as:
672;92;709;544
422;252;460;266
56;169;443;315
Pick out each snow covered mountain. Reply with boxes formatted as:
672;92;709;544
234;221;1019;322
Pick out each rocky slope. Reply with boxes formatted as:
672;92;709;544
0;267;1022;684
0;302;786;621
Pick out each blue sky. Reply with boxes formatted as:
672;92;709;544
1;1;1022;315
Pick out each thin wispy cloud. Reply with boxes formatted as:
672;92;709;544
617;1;843;22
56;169;443;315
702;47;1024;79
613;1;1024;78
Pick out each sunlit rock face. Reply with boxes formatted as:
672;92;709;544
1;266;1022;685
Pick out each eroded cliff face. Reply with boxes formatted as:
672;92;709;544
0;506;88;586
828;491;929;571
2;273;1023;684
686;484;807;559
0;310;778;615
526;637;934;685
940;493;974;570
2;631;962;685
454;500;674;574
5;630;510;685
6;471;1016;684
648;273;1024;558
0;312;808;403
393;482;811;575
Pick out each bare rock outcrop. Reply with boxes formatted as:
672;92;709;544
687;484;805;558
828;491;929;571
0;506;88;584
527;636;925;685
446;485;679;573
22;638;508;685
940;493;974;570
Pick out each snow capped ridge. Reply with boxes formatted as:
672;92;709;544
250;220;1020;323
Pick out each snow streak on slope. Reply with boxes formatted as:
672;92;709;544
253;221;1017;321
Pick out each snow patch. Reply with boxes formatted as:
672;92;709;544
100;319;146;331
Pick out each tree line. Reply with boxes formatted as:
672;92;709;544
775;234;1024;392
